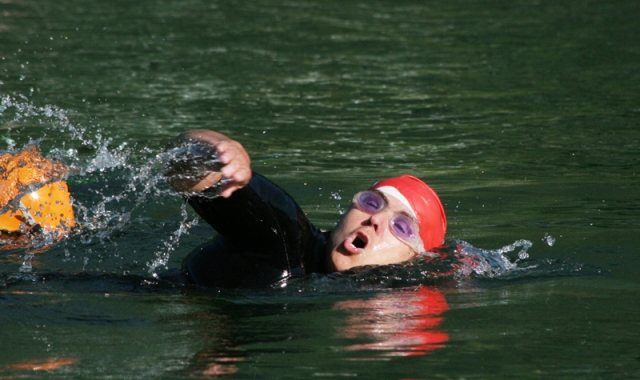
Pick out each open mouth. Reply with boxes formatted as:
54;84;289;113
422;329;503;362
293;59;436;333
344;231;369;254
353;235;366;249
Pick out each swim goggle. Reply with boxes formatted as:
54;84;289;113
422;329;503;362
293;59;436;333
352;190;424;254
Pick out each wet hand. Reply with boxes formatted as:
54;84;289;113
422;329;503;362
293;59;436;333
165;129;251;197
216;138;251;198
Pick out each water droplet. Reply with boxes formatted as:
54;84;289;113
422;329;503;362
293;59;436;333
543;233;556;246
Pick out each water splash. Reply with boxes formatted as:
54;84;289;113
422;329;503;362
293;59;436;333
0;94;89;150
1;95;212;274
454;239;533;279
281;238;605;293
147;201;199;277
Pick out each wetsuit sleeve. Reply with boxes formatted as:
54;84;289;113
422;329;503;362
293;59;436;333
185;172;327;282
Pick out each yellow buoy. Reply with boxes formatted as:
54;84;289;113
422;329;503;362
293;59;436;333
0;146;75;236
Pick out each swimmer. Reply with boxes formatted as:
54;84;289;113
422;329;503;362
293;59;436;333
165;130;447;288
0;146;75;247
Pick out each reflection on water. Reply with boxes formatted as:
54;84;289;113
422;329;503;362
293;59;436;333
180;287;451;377
171;304;245;378
4;358;77;372
336;287;449;357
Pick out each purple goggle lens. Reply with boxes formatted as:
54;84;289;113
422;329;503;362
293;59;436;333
354;191;419;245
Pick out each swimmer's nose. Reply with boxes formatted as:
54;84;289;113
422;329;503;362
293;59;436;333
367;210;389;235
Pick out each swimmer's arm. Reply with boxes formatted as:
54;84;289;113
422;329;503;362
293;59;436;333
168;129;252;198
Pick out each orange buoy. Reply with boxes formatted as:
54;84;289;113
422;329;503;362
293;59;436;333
0;145;75;236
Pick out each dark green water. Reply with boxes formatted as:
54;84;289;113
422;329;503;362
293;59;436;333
1;0;639;378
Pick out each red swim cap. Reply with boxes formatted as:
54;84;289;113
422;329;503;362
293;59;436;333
372;175;446;251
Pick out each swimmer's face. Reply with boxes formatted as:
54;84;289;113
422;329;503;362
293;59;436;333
327;191;417;272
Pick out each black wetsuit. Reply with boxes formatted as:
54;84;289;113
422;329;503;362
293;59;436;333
183;173;330;288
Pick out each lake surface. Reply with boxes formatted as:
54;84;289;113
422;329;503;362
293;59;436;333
1;0;639;378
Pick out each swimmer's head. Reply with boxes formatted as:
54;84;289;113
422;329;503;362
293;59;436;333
371;175;447;252
327;174;446;272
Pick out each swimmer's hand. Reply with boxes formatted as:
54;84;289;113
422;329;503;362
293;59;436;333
165;129;251;198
